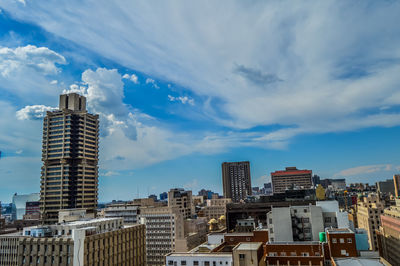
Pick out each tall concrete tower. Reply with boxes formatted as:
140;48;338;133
40;93;99;224
222;161;252;202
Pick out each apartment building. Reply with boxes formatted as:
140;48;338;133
40;93;99;224
0;217;145;266
356;194;385;250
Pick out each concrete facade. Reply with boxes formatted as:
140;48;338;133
40;93;99;224
222;161;252;202
271;167;312;194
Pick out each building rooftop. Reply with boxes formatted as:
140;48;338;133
267;241;320;245
233;242;262;251
326;228;354;234
333;258;384;266
59;217;121;226
167;252;231;257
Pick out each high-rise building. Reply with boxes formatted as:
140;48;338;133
40;93;99;224
271;167;312;194
222;161;252;202
394;174;400;198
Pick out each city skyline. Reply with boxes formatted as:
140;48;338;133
1;1;400;202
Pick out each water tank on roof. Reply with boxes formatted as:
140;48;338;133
319;232;326;242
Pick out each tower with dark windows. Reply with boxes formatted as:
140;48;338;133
40;93;99;224
222;161;252;202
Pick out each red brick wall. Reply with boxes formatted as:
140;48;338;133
326;232;357;258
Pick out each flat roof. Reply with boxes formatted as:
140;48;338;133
326;228;354;234
234;242;263;250
268;241;320;245
167;253;232;257
333;258;384;266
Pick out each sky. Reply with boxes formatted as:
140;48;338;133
0;1;400;203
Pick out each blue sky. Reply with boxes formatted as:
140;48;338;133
1;1;400;203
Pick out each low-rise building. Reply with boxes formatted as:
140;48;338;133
0;217;146;266
325;228;357;258
166;252;233;266
232;242;265;266
104;202;140;224
265;241;324;266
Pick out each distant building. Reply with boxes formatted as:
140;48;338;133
40;93;99;224
376;179;395;196
356;193;385;250
271;167;312;194
316;184;326;200
168;188;194;219
197;198;231;222
0;217;145;266
232;242;264;266
331;179;346;191
222;161;252;202
377;199;400;265
11;193;39;220
325;228;358;258
148;194;157;201
104;202;140;224
198;189;215;199
312;175;321;186
159;192;168;201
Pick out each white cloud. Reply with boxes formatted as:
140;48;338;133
145;78;159;89
15;149;23;154
16;105;57;120
0;45;66;77
103;171;119;177
335;164;399;177
3;1;400;143
50;80;58;85
122;73;138;84
168;95;195;106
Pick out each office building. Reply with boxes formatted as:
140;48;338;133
0;217;145;266
11;193;40;220
222;161;252;202
40;93;99;224
168;188;194;219
377;199;400;265
394;174;400;198
104;202;140;224
271;167;312;194
376;179;395;196
356;194;385;250
325;228;357;258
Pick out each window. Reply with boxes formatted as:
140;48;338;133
281;252;286;256
347;238;352;243
205;262;210;266
341;250;347;256
315;252;320;256
302;218;310;223
301;252;309;257
168;261;174;265
340;238;344;243
290;252;296;256
332;238;337;243
181;261;186;265
239;254;245;260
325;217;331;223
269;252;278;256
193;262;199;266
270;228;274;233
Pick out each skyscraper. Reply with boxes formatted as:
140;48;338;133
394;174;400;198
222;161;252;202
40;93;99;224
